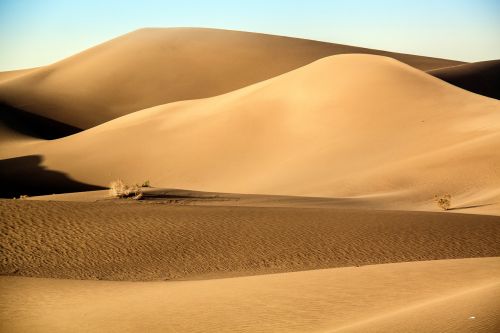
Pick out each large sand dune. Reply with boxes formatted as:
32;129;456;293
0;28;463;128
1;258;499;332
428;60;500;100
2;54;499;213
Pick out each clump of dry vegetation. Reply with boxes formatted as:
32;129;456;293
434;194;451;210
109;180;143;200
141;180;151;187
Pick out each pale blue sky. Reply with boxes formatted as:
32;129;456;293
0;0;499;70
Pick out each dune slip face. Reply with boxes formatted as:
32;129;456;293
428;60;500;100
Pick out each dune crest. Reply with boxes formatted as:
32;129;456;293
428;60;500;100
1;54;498;213
0;28;463;129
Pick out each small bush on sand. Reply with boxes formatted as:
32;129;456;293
141;180;151;187
18;195;29;200
434;194;451;210
109;180;143;199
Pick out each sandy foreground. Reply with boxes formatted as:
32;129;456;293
1;195;500;332
1;197;499;280
1;258;499;333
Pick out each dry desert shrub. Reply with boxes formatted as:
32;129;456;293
109;180;143;199
434;194;451;210
141;180;151;187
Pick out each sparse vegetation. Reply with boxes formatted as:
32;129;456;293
434;194;451;210
19;195;29;200
141;180;151;187
109;180;143;199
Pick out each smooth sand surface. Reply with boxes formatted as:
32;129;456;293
0;28;463;128
0;68;34;83
2;54;499;214
428;60;500;100
1;199;499;280
1;258;499;332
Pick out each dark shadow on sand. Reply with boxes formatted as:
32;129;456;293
0;155;105;198
429;60;500;100
448;202;497;211
0;103;81;139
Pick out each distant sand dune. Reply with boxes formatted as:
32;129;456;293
1;258;499;332
0;68;34;83
1;54;498;213
428;60;500;100
0;28;463;128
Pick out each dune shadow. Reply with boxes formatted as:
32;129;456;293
140;189;226;201
0;155;105;198
0;103;81;139
448;202;497;211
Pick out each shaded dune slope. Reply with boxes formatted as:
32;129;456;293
2;55;498;212
428;60;500;100
1;258;499;332
0;103;81;141
1;200;499;280
0;28;463;129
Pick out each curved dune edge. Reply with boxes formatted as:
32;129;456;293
0;68;35;83
427;60;500;100
1;257;499;333
0;28;463;128
23;188;500;216
1;54;499;214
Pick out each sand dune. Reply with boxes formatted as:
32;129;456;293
1;26;498;333
0;68;34;83
1;199;499;280
1;54;498;213
1;258;499;332
0;28;463;129
428;60;500;100
335;282;500;332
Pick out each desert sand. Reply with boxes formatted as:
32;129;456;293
0;28;463;129
2;198;499;280
0;28;499;332
428;60;500;100
1;258;499;332
1;54;499;214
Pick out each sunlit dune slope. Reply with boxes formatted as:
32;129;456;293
1;258;499;333
0;68;34;83
1;54;498;211
428;60;500;100
0;28;463;128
